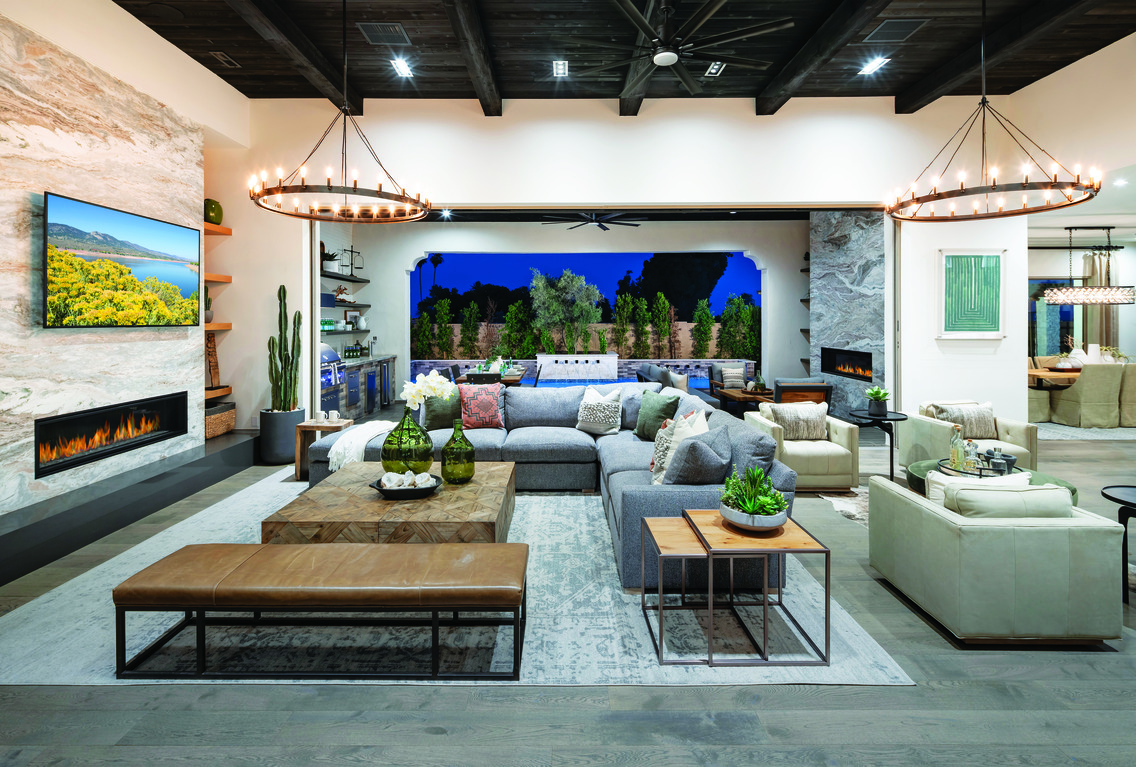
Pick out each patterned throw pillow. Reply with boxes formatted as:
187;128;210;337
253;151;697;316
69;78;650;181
650;410;706;484
459;383;504;429
935;402;997;439
722;368;746;389
576;387;622;436
759;402;828;440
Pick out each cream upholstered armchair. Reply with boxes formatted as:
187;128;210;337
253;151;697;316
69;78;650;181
1049;364;1125;428
744;406;858;491
896;400;1038;471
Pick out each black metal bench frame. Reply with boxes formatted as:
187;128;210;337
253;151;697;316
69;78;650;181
116;592;526;681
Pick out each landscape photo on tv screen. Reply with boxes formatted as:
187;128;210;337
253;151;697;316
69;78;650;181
44;193;201;328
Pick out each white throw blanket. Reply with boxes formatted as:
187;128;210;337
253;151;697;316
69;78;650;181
327;420;397;472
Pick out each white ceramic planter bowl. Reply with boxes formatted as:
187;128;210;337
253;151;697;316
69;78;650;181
719;503;788;531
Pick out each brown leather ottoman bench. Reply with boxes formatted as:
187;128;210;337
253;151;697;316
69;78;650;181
114;542;528;680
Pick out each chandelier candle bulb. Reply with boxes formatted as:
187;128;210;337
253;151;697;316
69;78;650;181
300;166;307;184
1075;163;1082;182
990;167;998;186
998;197;1005;212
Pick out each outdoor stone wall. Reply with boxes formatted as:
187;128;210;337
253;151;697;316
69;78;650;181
808;211;886;418
409;358;755;384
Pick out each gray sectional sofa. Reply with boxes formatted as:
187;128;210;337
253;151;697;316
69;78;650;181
308;381;797;589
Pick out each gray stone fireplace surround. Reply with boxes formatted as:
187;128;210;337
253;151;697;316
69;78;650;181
808;211;886;418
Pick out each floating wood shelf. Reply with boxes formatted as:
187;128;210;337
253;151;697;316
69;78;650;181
205;386;232;400
333;301;370;308
322;329;370;336
204;272;232;284
320;270;370;284
800;298;810;305
204;322;232;331
800;267;810;273
203;222;232;236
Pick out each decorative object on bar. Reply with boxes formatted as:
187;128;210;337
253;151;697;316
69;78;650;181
441;419;476;485
885;0;1099;223
1044;228;1134;306
718;465;789;531
865;386;890;417
381;371;454;474
246;0;429;225
261;285;306;465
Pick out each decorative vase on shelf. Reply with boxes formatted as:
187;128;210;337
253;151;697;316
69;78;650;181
441;419;475;485
204;309;214;323
380;407;434;474
867;399;888;417
203;198;223;225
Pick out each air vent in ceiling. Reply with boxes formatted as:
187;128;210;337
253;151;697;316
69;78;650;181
357;22;412;46
863;19;929;44
209;51;241;69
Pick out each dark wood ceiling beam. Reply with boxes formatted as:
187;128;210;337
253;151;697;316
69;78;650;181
441;0;502;117
222;0;362;113
619;0;657;117
894;0;1111;114
754;0;892;116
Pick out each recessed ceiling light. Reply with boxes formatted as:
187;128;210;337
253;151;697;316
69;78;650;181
704;62;726;77
553;60;568;77
1115;178;1129;187
858;57;890;75
391;59;413;78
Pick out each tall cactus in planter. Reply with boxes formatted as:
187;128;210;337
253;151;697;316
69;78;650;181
267;285;302;411
260;285;305;465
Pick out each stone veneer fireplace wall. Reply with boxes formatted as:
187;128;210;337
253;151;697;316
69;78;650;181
0;14;205;524
808;211;886;418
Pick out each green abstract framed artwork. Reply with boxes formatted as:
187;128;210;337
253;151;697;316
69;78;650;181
938;249;1006;339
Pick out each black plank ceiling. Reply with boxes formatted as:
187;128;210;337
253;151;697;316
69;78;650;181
114;1;1136;115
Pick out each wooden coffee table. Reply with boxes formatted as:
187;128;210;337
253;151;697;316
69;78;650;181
262;461;516;545
714;387;773;413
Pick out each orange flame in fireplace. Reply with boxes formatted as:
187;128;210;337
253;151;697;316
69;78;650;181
836;362;872;379
38;413;161;466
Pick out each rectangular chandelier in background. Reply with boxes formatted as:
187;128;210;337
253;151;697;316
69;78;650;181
1043;285;1136;305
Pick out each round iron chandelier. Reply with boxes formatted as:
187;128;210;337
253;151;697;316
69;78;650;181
885;0;1100;223
1043;228;1134;306
247;1;430;224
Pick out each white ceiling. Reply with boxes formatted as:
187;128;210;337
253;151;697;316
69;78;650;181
1028;162;1136;246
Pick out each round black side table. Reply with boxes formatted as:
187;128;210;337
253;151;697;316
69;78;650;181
1101;485;1136;604
847;410;908;482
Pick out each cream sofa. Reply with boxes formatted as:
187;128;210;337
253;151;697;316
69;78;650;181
868;476;1122;641
744;408;858;491
896;400;1038;471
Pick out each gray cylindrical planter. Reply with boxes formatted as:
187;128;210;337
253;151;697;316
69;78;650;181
867;399;888;417
259;408;306;465
719;503;788;531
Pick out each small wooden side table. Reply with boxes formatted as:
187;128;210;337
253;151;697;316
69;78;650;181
294;419;353;481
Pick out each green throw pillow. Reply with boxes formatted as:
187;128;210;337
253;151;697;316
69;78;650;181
422;392;461;431
634;390;680;441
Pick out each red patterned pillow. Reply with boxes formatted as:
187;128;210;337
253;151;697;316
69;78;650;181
459;383;504;429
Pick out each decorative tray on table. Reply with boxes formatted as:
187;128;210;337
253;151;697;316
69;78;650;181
935;458;1024;479
369;475;443;500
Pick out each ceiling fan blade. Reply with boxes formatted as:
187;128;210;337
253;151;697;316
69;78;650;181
673;0;729;43
597;223;611;231
572;57;652;79
684;18;795;52
620;62;658;98
608;221;641;227
683;52;771;70
567;222;590;230
671;61;704;96
610;0;659;41
552;36;646;53
597;212;626;221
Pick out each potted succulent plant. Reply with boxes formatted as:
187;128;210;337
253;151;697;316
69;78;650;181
259;285;305;464
719;465;789;530
865;385;890;417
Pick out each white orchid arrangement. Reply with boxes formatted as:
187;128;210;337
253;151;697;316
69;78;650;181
400;370;456;411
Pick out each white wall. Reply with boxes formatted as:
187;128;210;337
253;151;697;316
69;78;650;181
348;220;809;387
897;217;1030;421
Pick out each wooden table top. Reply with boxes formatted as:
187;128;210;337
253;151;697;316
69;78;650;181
455;374;525;386
714;388;774;403
683;510;828;555
296;419;353;432
644;517;708;559
1028;368;1080;381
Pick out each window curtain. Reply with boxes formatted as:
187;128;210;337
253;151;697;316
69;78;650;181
1083;250;1118;347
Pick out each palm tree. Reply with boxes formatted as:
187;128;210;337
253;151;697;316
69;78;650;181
430;253;444;290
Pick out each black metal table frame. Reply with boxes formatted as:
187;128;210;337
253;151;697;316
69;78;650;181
116;596;526;681
847;411;908;483
641;517;831;667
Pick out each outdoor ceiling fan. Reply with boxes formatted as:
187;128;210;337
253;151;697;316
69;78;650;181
550;0;793;96
541;212;648;231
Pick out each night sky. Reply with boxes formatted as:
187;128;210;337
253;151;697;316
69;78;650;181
410;251;761;318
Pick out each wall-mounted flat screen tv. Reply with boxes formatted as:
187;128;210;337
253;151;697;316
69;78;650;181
43;192;201;328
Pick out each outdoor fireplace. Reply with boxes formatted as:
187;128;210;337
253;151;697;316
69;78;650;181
820;347;873;382
34;392;188;479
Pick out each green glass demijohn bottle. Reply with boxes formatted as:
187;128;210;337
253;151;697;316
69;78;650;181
441;419;475;484
380;406;434;475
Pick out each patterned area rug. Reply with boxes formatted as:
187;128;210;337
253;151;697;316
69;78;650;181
0;470;911;686
1034;422;1136;441
819;488;871;527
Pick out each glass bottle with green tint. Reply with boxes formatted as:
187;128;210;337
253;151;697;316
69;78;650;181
441;419;475;484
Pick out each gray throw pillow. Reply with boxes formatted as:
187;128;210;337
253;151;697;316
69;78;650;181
760;402;829;440
722;368;746;389
664;427;731;485
726;422;777;475
936;401;997;439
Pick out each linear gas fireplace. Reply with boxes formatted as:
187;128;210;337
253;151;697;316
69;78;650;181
821;347;873;382
34;392;188;479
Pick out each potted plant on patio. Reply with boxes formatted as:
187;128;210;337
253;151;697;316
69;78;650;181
865;385;890;417
719;465;788;531
259;285;305;464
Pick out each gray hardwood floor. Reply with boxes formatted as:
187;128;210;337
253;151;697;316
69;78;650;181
1;440;1133;766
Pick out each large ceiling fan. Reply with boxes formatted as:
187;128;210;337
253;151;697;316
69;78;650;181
542;212;648;231
552;0;793;96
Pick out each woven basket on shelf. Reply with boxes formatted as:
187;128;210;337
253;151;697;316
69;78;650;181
205;401;236;439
